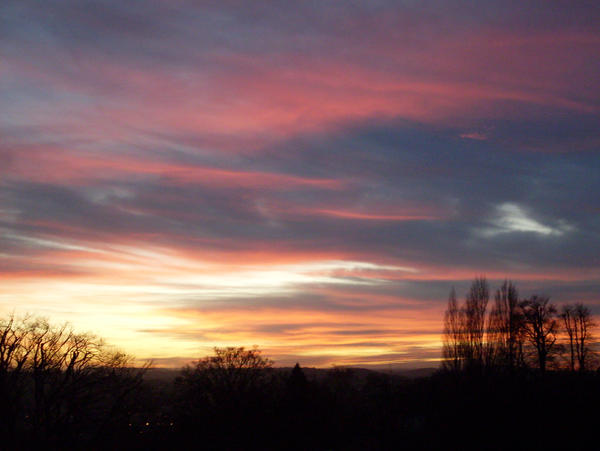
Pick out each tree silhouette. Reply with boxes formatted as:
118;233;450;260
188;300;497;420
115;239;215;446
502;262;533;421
181;346;273;396
176;346;274;448
561;303;596;372
442;287;463;372
0;314;31;445
0;314;147;448
464;277;489;370
487;280;524;370
440;278;600;375
521;296;558;372
288;362;308;393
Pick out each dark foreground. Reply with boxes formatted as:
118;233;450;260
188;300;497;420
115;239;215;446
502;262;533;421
3;366;600;450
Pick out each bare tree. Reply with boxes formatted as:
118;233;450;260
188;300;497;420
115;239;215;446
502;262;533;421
561;303;596;372
0;314;33;443
521;296;558;372
181;346;273;398
442;287;463;372
561;305;577;371
464;277;489;369
0;314;148;447
0;313;31;374
577;304;595;370
485;301;502;369
487;280;524;370
177;346;274;448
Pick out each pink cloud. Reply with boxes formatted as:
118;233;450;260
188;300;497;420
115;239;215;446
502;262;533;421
5;148;344;190
460;132;488;141
5;27;597;151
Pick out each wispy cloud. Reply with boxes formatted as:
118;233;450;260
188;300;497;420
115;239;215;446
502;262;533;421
477;203;574;237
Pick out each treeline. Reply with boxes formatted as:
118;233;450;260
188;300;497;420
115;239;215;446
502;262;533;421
0;314;147;449
442;277;597;373
0;316;444;450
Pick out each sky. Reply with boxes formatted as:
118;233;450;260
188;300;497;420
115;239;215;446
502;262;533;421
1;0;599;368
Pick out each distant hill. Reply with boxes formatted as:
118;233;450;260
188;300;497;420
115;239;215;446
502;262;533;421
143;367;180;382
142;365;437;383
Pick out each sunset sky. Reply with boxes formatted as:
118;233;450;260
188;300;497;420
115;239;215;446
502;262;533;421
1;1;599;368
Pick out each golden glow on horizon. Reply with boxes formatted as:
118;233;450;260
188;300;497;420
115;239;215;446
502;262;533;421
0;235;446;367
2;231;598;368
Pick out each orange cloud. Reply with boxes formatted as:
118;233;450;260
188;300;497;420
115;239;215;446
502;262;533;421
304;209;438;221
144;304;444;367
